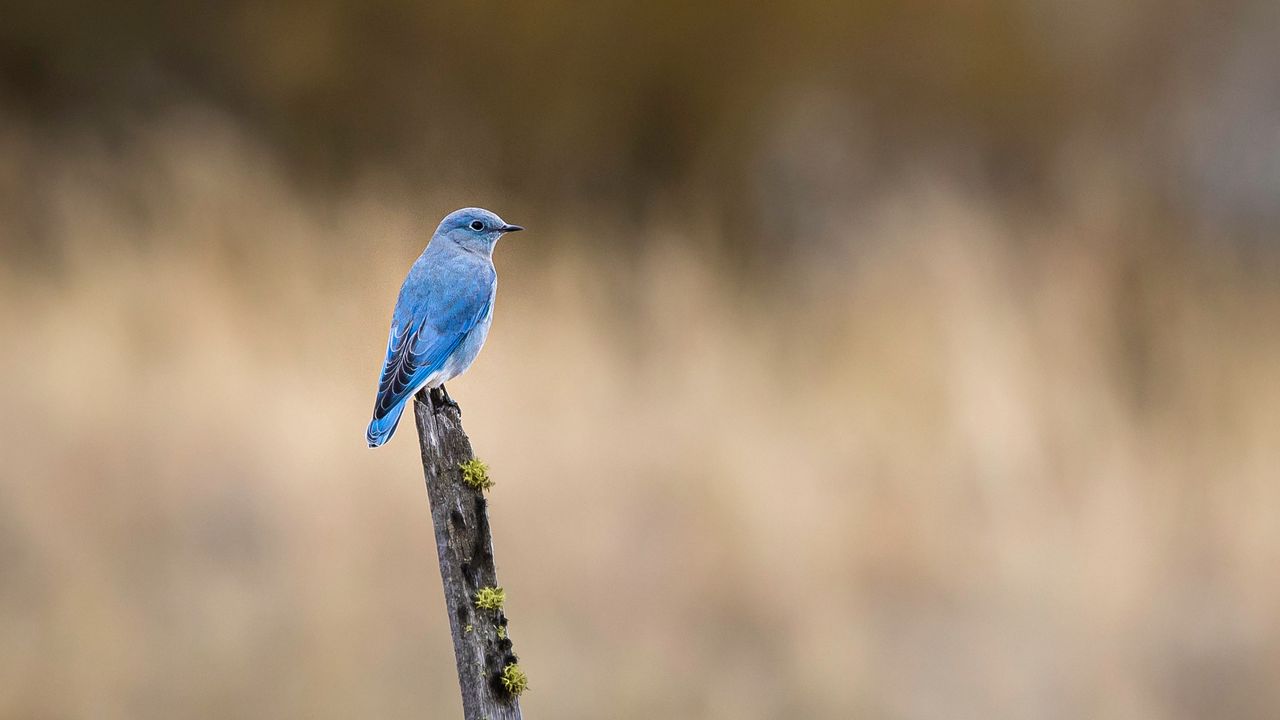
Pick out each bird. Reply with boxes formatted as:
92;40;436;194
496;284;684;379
366;207;523;447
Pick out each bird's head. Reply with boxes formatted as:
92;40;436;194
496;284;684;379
436;207;523;254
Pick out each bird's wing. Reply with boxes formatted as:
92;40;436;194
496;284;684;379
371;290;491;423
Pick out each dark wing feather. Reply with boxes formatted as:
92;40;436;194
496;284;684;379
369;294;490;424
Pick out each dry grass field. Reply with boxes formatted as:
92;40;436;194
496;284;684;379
2;105;1278;719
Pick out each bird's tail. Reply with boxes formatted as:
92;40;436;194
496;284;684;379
366;399;409;448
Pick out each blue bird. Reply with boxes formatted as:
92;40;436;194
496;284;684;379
367;207;523;447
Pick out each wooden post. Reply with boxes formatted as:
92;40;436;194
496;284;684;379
413;388;524;720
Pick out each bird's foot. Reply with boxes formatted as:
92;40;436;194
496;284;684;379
432;384;461;414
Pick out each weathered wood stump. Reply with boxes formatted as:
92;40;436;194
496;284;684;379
413;388;523;720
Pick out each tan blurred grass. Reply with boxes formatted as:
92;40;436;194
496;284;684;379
2;108;1279;720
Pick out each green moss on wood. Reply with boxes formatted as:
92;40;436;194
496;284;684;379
459;458;493;491
499;663;528;696
474;586;505;611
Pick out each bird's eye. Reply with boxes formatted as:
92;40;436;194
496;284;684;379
469;220;485;231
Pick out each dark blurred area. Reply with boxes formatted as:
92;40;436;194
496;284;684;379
2;3;1278;720
6;1;1278;256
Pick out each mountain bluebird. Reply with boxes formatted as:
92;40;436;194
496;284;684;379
366;207;523;447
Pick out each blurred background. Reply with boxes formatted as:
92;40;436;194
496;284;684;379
2;2;1279;718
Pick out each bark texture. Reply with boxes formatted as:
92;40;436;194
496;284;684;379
413;388;522;720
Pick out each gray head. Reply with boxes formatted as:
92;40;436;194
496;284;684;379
435;207;523;254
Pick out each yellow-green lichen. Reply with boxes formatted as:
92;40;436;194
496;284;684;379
499;663;528;696
474;586;505;611
464;624;474;634
459;459;493;491
495;625;507;640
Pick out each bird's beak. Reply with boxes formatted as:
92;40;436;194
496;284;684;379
500;224;524;234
